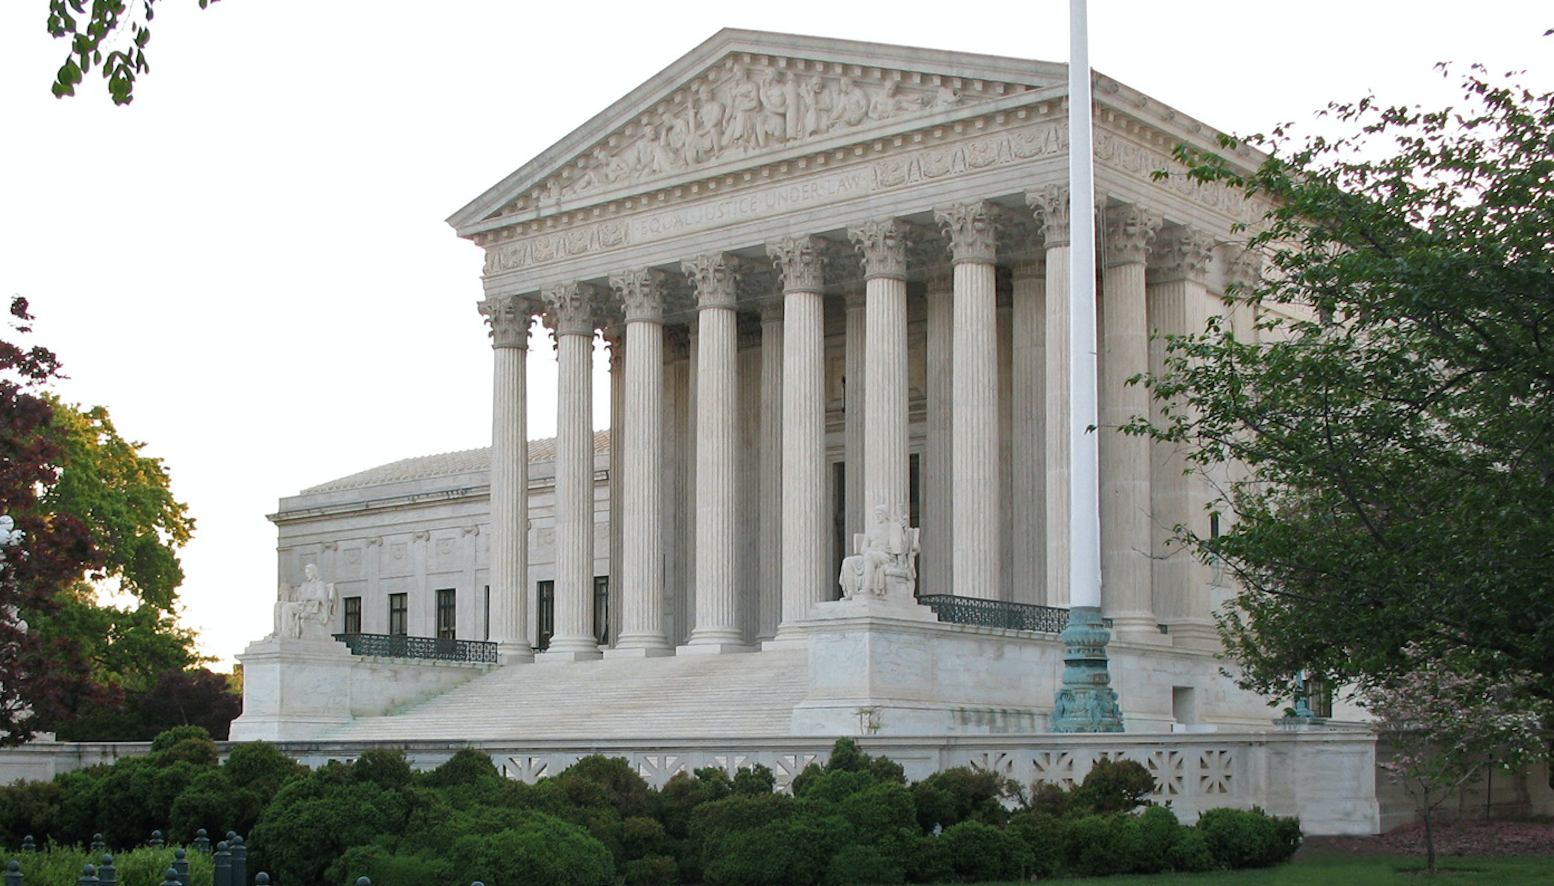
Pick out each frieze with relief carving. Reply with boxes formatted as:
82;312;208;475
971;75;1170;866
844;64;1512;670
520;57;1022;209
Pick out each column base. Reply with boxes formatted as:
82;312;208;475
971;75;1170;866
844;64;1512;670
1110;614;1172;645
604;644;675;659
535;646;603;663
1163;619;1220;650
676;641;754;655
495;642;535;665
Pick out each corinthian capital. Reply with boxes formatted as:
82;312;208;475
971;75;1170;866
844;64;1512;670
1027;185;1070;248
1220;245;1264;295
934;201;1002;265
1150;226;1217;284
681;254;742;310
847;219;913;281
477;295;535;349
541;282;599;337
766;236;829;294
609;268;670;323
1102;203;1161;268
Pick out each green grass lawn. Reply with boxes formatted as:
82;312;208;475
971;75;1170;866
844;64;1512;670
974;853;1554;884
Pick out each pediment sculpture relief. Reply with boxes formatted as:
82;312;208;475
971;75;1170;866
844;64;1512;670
527;59;1016;208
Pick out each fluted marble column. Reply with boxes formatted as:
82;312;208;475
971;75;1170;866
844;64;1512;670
936;202;1001;600
843;290;867;542
768;236;829;632
848;219;912;521
1030;186;1072;607
609;269;673;655
758;295;785;640
478;295;535;662
541;282;602;660
1011;257;1046;606
1100;203;1161;638
605;325;625;648
922;260;953;598
682;254;747;651
1147;231;1220;648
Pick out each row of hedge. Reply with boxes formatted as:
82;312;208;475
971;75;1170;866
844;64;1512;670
0;728;1301;886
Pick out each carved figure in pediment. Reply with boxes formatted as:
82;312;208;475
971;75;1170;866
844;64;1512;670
722;69;765;152
759;69;801;142
873;80;930;121
629;124;679;178
834;77;869;130
933;84;963;109
690;83;726;165
800;75;833;138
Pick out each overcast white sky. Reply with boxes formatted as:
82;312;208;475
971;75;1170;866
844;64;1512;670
1;1;1549;666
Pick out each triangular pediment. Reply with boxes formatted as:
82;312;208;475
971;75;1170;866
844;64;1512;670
448;29;1067;237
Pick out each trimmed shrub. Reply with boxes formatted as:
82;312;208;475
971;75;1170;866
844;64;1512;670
559;755;656;819
910;767;1015;833
940;819;1030;882
732;764;776;796
450;815;615;886
824;843;905;886
1063;813;1137;878
701;812;834;886
1132;804;1184;874
623;853;678;886
1195;806;1299;869
1167;827;1216;873
1006;810;1063;879
420;748;499;789
1069;757;1155;814
350;748;414;790
907;835;951;884
334;844;454;886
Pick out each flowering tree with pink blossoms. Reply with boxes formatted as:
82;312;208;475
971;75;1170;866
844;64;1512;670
1364;645;1550;872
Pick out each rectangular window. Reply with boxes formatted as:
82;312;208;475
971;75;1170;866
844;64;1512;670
388;593;408;637
593;575;610;646
343;596;362;634
536;580;554;651
436;588;456;640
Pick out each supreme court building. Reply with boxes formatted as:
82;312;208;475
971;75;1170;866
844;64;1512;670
226;29;1452;833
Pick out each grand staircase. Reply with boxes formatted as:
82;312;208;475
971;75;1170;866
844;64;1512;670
323;646;811;742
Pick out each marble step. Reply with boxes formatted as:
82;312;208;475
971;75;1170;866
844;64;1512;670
324;647;810;742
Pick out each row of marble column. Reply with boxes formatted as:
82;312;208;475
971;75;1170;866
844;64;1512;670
478;191;1229;661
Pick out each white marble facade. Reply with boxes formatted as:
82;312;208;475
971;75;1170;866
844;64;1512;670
255;29;1299;732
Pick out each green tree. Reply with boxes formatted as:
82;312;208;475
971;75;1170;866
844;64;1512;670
1138;66;1554;705
47;0;222;105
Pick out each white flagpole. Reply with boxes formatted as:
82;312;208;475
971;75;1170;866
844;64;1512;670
1068;0;1102;611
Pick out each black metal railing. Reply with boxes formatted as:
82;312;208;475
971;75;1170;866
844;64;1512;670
333;632;498;664
918;595;1076;633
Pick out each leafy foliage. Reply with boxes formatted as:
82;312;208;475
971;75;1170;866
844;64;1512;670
46;0;223;105
1139;68;1554;704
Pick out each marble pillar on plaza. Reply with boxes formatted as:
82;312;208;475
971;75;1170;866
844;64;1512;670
682;254;747;652
478;294;534;662
1099;203;1162;639
542;282;603;660
848;220;912;526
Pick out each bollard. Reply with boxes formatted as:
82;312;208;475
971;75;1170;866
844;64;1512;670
19;839;33;854
172;848;188;886
159;869;179;886
213;842;231;886
192;831;210;855
96;855;115;886
90;836;104;855
253;874;269;886
77;864;97;886
148;831;165;850
229;836;246;886
356;878;371;886
4;860;20;886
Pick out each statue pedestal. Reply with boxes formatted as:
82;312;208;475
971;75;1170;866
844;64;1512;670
792;595;948;735
229;636;356;741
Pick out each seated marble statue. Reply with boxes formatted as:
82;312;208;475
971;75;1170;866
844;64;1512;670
272;563;338;640
838;505;917;599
